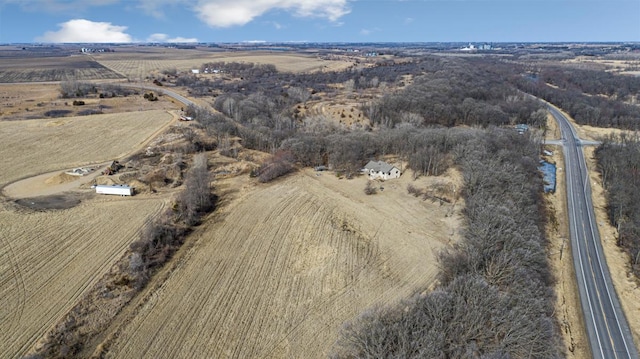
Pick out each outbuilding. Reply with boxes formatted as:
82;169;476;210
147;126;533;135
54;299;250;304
94;184;134;196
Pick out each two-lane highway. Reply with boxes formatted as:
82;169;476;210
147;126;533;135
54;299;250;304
549;105;638;359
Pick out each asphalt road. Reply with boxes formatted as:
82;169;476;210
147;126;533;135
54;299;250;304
549;105;638;359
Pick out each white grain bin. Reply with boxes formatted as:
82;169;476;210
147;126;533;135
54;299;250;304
94;184;134;196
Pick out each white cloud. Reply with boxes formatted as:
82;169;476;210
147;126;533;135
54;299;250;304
147;33;169;42
360;27;381;36
167;36;199;42
194;0;350;28
36;19;132;43
147;33;198;42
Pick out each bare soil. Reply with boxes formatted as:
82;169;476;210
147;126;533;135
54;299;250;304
101;167;462;358
0;195;168;359
0;55;123;83
0;110;173;188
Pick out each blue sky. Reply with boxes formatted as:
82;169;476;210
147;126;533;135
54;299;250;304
0;0;639;43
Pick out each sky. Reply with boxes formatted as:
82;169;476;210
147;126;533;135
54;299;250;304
0;0;639;44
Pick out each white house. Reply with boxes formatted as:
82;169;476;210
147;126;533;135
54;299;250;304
363;161;401;180
94;184;134;196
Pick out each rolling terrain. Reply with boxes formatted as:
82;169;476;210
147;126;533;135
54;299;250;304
104;169;461;358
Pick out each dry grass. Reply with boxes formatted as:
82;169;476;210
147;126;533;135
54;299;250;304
0;110;173;187
103;168;461;358
0;196;167;359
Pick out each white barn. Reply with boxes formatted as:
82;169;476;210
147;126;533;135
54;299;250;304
363;161;401;180
94;184;134;196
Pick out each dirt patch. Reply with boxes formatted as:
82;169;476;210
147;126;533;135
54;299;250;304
14;192;88;210
44;172;77;185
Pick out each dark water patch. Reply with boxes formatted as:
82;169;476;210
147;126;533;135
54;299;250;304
15;193;85;211
539;160;556;193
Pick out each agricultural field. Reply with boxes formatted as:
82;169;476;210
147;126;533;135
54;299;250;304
0;196;168;359
0;55;123;83
104;168;461;358
0;106;177;358
93;49;354;79
0;110;174;187
0;83;178;121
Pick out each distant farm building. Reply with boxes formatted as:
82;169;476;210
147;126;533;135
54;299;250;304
363;161;401;180
191;69;200;74
94;184;134;196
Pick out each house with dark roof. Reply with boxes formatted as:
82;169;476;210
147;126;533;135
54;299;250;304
363;160;401;180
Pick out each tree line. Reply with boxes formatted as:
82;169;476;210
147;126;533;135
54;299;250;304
513;65;640;129
595;135;640;276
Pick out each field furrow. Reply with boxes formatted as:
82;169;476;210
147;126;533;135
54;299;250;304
0;110;173;187
0;197;167;359
105;169;459;358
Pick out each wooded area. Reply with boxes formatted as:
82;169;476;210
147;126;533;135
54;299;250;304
596;135;640;276
171;57;562;357
515;64;640;129
331;129;561;358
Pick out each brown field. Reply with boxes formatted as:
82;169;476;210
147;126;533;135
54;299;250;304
0;196;168;359
563;57;640;74
0;83;179;121
0;55;123;83
0;107;176;358
103;167;461;358
0;110;174;187
93;49;354;79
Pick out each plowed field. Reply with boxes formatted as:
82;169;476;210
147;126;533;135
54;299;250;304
0;196;167;359
0;110;173;187
105;169;461;358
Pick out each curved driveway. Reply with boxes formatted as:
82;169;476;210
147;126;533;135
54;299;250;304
549;105;638;359
119;83;196;107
